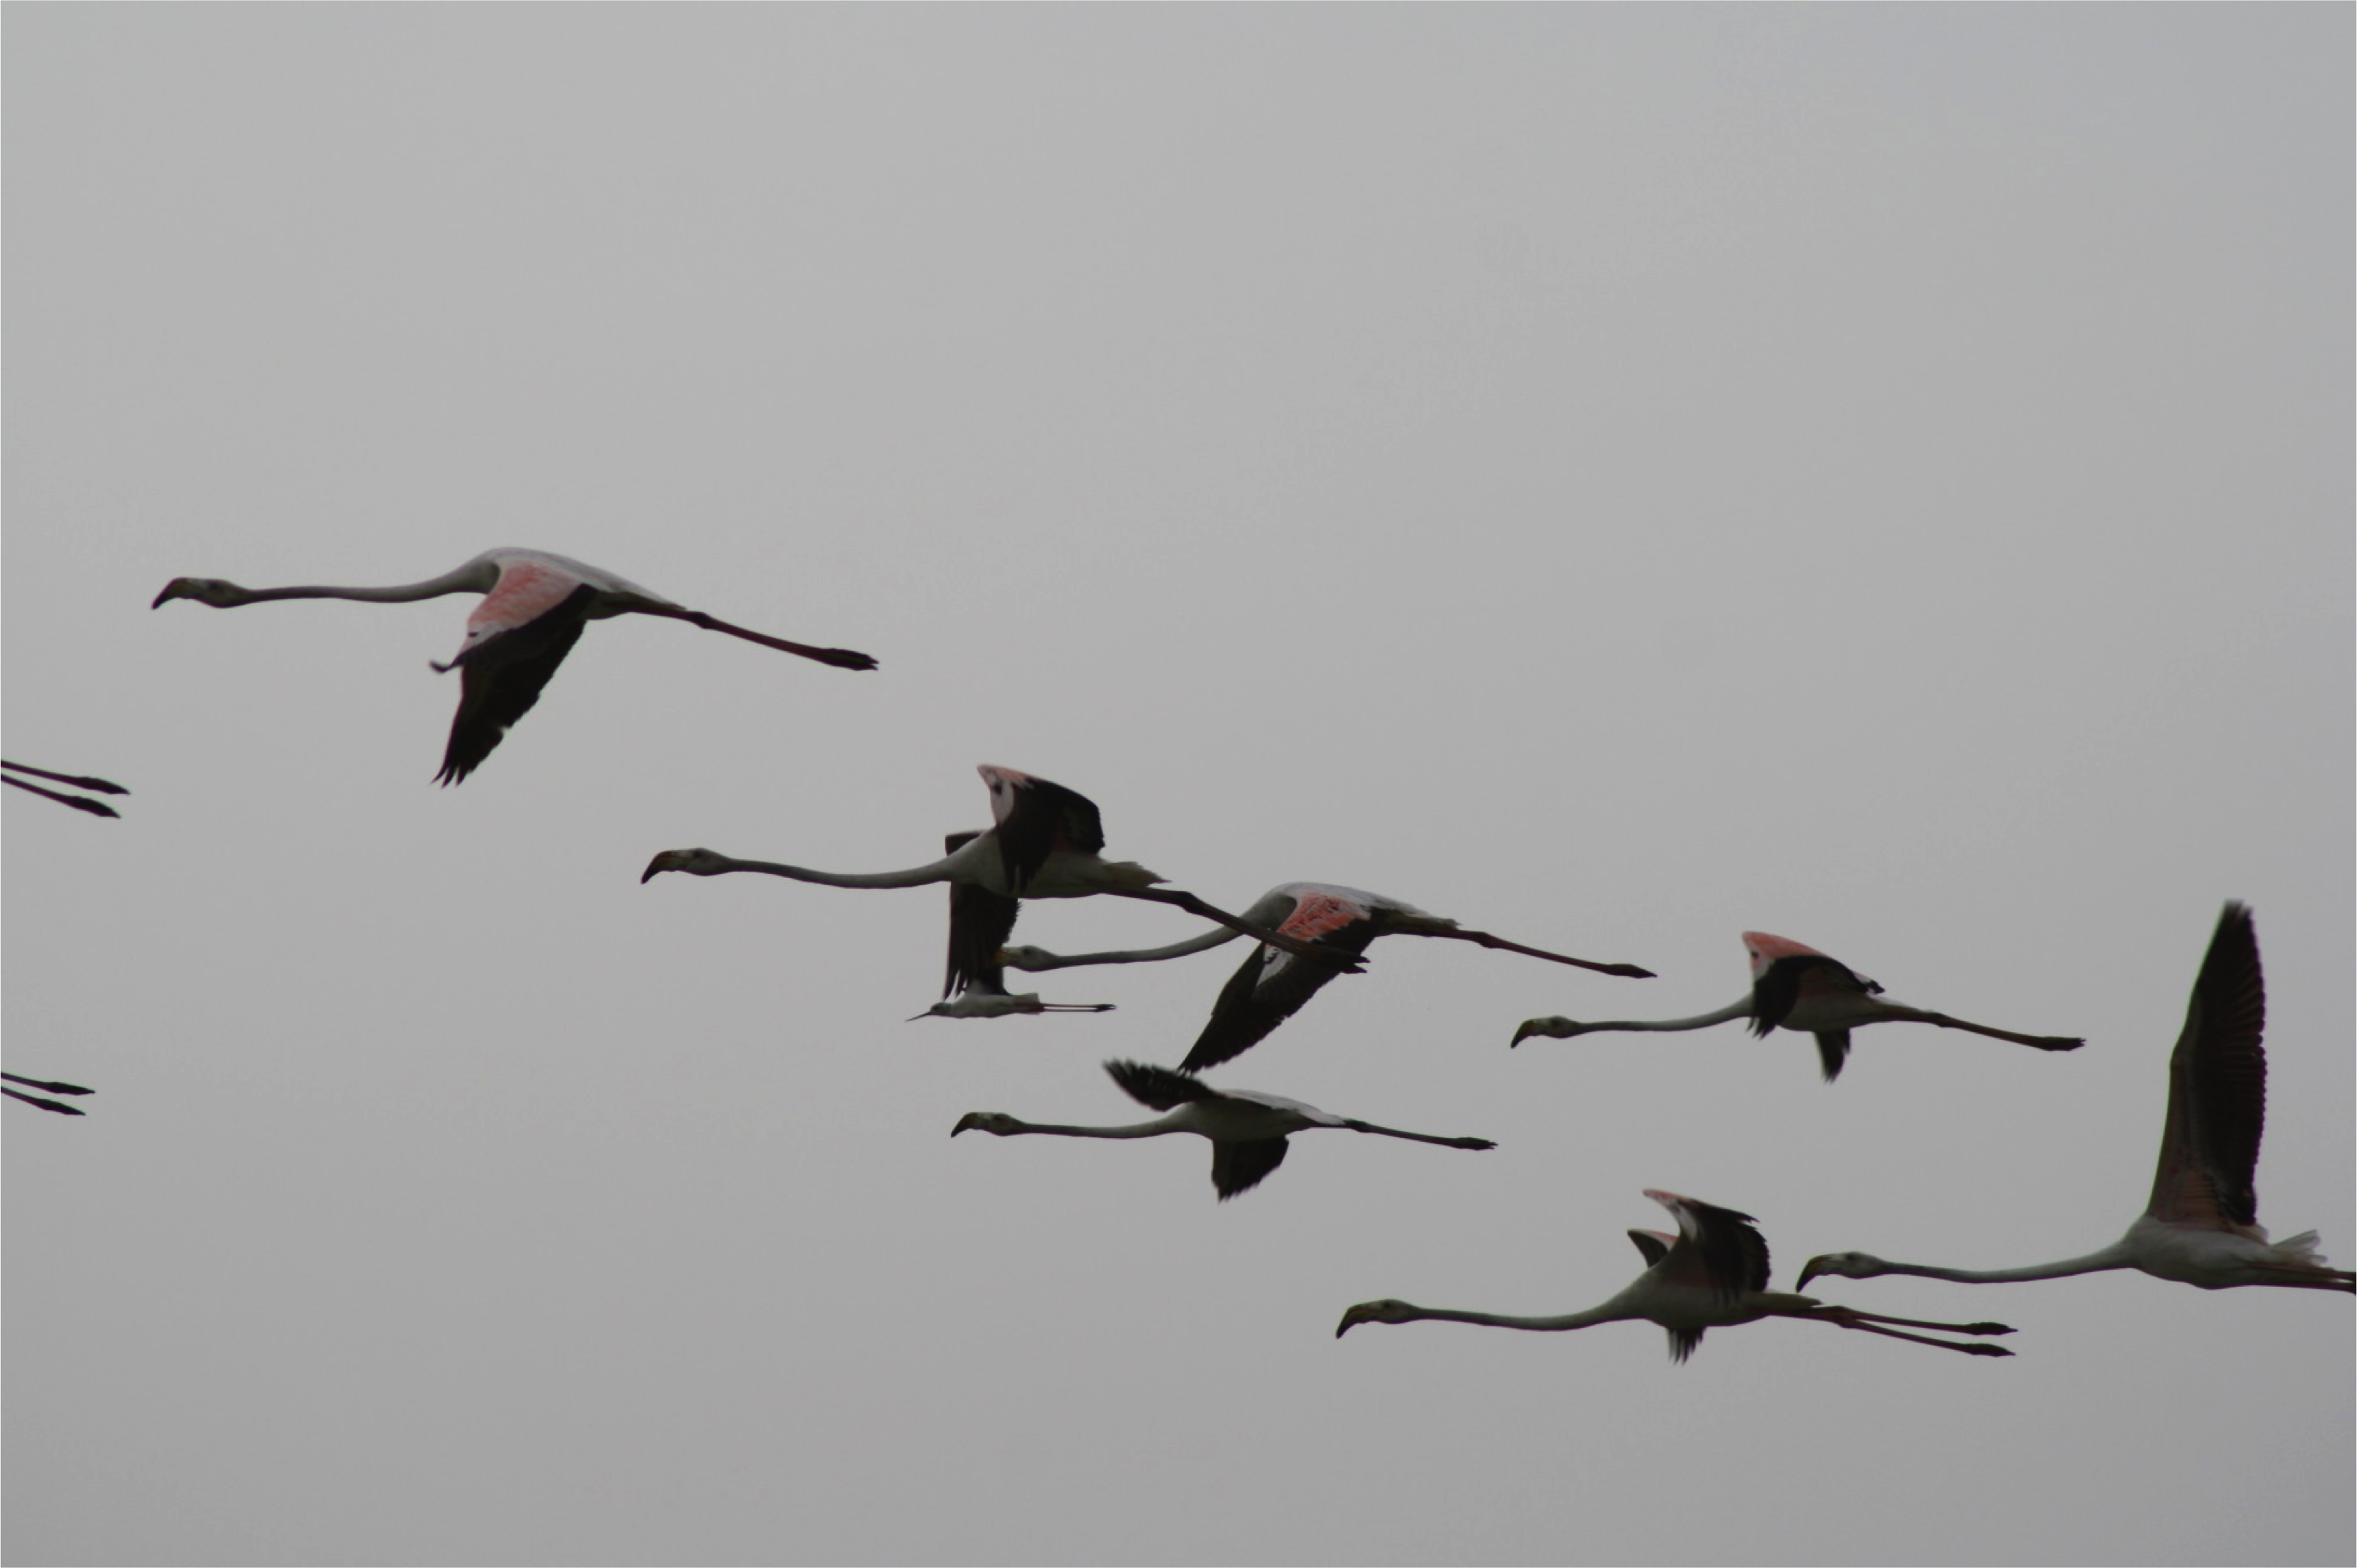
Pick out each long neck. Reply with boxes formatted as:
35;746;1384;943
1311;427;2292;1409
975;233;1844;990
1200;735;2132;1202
999;1116;1182;1140
1400;1302;1624;1333
1864;1242;2135;1284
1580;998;1753;1034
227;563;494;605
700;852;958;890
1008;927;1242;971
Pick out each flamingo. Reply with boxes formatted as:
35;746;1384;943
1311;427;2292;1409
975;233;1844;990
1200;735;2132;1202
153;548;876;784
1511;929;2083;1080
951;1059;1496;1200
1002;882;1652;1071
643;766;1368;978
1800;903;2355;1295
1337;1189;2017;1360
2;760;128;819
3;1073;94;1116
908;833;1115;1019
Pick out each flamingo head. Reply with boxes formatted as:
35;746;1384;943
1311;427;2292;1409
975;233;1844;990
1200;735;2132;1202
1510;1017;1586;1046
1795;1252;1887;1289
640;847;731;882
997;946;1059;972
1335;1298;1422;1338
152;577;248;609
951;1112;1023;1137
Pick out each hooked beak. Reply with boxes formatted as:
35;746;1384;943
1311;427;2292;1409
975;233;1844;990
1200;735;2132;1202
1795;1258;1829;1291
640;852;680;883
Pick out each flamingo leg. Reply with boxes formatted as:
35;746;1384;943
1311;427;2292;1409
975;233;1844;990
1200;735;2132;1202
1425;927;1654;978
609;597;879;671
2;776;119;818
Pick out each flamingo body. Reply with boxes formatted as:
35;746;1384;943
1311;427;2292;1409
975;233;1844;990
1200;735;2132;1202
153;548;875;784
1337;1190;2016;1362
1799;904;2355;1295
1512;928;2081;1080
1001;879;1650;1071
950;1060;1495;1200
643;768;1365;997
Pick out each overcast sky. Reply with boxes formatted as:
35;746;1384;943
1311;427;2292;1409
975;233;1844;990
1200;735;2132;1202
5;7;2350;1566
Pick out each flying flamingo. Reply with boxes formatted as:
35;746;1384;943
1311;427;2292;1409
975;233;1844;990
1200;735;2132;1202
908;833;1115;1019
3;1073;94;1116
1800;903;2355;1295
951;1059;1496;1200
1002;882;1652;1071
1336;1189;2017;1361
153;548;876;784
2;761;129;819
1511;929;2082;1080
642;766;1368;978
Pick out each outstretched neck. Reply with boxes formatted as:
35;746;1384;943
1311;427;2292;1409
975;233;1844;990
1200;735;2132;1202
704;852;960;890
1591;998;1753;1033
228;562;496;604
1402;1303;1620;1333
1000;1117;1181;1140
1865;1244;2135;1284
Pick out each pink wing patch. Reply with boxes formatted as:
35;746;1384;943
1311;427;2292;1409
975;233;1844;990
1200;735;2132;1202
978;765;1034;826
1278;891;1370;945
1742;930;1826;977
466;559;585;641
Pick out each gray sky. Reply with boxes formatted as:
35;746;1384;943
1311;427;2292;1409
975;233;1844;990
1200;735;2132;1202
5;7;2350;1566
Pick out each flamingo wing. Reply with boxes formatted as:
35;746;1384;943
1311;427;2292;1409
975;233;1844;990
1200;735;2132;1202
1210;1136;1291;1199
1178;896;1379;1073
1813;1030;1854;1082
1104;1059;1216;1112
1626;1229;1675;1268
981;768;1106;894
942;831;1021;998
2147;902;2267;1228
435;582;598;784
1645;1189;1770;1302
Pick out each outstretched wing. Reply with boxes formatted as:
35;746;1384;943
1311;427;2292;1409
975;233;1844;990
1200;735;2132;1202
1210;1137;1290;1200
1179;896;1380;1073
942;831;1021;997
980;766;1106;893
1644;1189;1770;1301
1104;1060;1217;1112
2147;902;2267;1228
436;583;598;784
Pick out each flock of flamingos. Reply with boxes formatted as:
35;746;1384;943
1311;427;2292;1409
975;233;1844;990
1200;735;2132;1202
16;546;2351;1367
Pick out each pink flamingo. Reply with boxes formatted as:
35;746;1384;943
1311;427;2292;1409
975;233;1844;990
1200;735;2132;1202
952;1060;1496;1200
154;548;875;784
1003;882;1651;1070
1513;930;2081;1080
643;766;1366;976
1337;1190;2017;1361
1801;904;2355;1295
